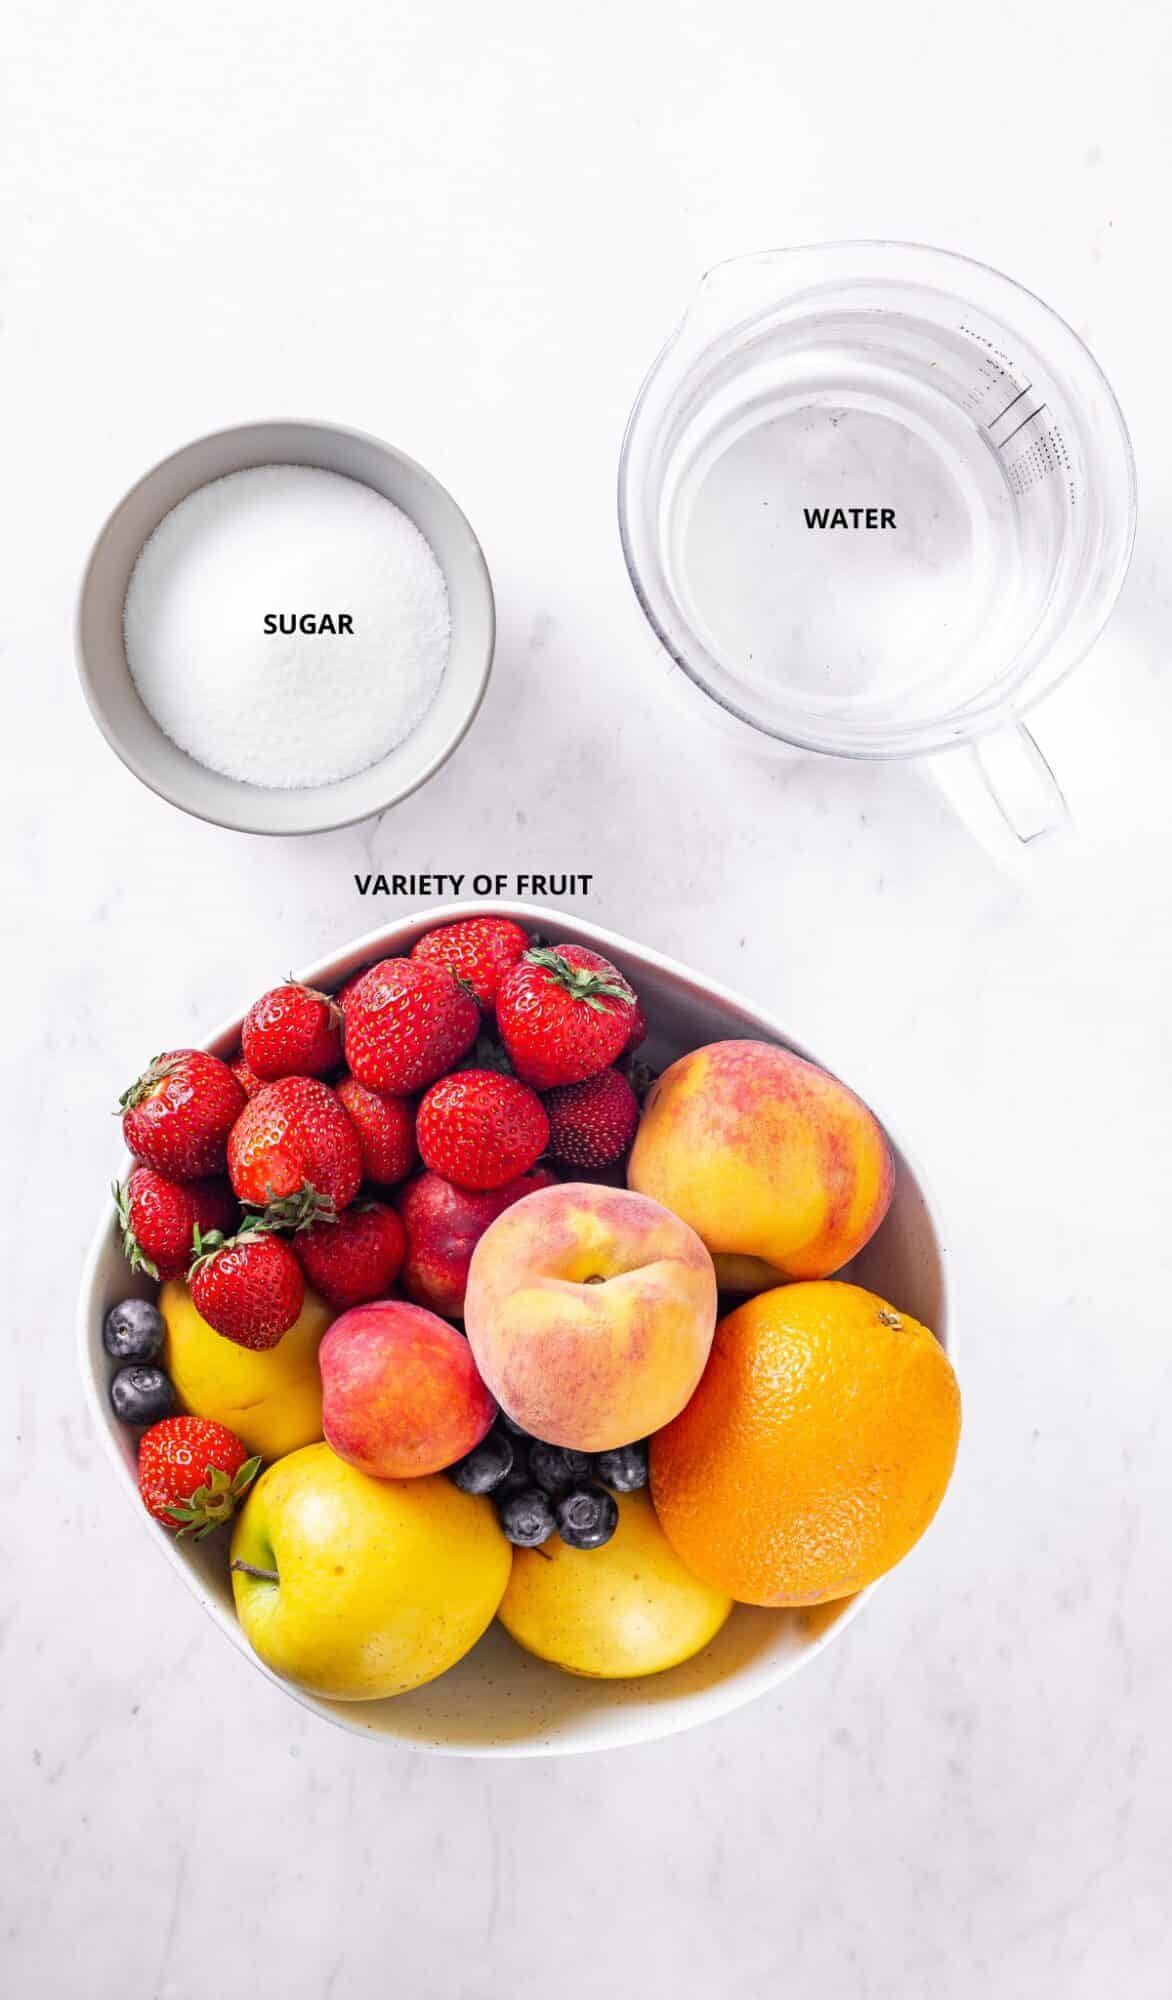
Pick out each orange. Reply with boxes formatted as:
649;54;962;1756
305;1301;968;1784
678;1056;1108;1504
649;1281;960;1607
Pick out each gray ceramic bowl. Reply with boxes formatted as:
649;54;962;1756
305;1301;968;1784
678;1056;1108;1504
76;420;495;835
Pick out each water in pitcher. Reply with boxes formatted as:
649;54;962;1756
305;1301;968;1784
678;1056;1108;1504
662;313;1068;734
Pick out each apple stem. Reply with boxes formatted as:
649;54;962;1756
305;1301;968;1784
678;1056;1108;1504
230;1559;279;1582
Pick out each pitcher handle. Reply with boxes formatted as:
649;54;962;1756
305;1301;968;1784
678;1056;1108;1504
970;723;1068;844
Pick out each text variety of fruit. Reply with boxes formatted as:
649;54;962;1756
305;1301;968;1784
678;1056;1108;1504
102;916;961;1699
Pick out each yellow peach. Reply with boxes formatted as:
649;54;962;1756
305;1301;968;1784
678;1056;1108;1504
464;1182;717;1451
627;1039;893;1289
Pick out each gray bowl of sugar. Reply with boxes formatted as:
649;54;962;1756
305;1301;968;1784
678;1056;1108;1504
77;420;495;834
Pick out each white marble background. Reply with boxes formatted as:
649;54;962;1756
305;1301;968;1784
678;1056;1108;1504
4;2;1171;1994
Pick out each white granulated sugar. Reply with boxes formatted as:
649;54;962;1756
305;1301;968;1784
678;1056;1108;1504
124;464;450;789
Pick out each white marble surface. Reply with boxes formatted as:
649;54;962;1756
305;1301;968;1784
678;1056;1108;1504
4;2;1172;1993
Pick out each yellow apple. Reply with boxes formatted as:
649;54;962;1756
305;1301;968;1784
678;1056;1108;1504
499;1488;732;1678
230;1443;511;1700
159;1278;332;1460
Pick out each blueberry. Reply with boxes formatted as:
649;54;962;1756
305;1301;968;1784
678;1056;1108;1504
497;1409;530;1436
494;1434;532;1497
528;1442;594;1495
448;1430;514;1495
109;1364;176;1427
556;1484;618;1550
103;1298;166;1363
594;1441;648;1493
499;1486;557;1548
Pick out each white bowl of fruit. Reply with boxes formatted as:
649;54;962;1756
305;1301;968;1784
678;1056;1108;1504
79;904;958;1756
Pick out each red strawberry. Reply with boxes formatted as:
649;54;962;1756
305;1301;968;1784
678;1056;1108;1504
227;1076;363;1213
114;1168;238;1281
543;1068;640;1168
335;1073;418;1186
119;1050;247;1181
336;965;377;1011
416;1070;549;1190
496;946;639;1089
624;997;649;1054
540;1064;636;1168
295;1201;406;1309
241;981;343;1080
343;958;479;1094
229;1053;266;1099
189;1225;305;1348
397;1168;557;1317
411;917;529;1014
138;1415;259;1535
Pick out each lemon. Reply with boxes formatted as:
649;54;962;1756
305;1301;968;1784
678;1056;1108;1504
499;1487;732;1678
160;1278;333;1460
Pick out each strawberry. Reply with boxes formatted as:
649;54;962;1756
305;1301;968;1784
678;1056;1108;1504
397;1167;557;1317
229;1053;266;1099
543;1068;640;1169
624;997;649;1054
227;1076;362;1213
343;958;479;1094
411;917;529;1014
496;945;639;1089
137;1416;259;1536
114;1168;237;1281
336;965;377;1011
189;1224;305;1348
241;980;343;1080
416;1070;549;1190
335;1073;418;1186
295;1201;406;1310
119;1049;247;1181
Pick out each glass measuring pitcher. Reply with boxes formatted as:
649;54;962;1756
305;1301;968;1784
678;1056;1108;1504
618;242;1136;840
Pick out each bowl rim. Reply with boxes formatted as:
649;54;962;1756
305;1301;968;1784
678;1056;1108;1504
78;900;954;1756
74;418;496;837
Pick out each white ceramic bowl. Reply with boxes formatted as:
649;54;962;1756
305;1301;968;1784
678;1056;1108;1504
76;421;495;835
79;903;952;1756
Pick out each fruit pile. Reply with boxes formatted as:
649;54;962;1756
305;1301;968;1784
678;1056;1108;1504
102;916;961;1699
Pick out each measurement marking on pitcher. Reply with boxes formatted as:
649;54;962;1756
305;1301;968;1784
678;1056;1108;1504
997;403;1048;449
987;382;1034;427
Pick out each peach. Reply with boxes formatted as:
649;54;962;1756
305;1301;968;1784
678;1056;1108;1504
627;1039;893;1290
320;1300;496;1478
463;1182;717;1451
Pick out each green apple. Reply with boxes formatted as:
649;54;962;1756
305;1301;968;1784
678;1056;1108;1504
230;1443;511;1700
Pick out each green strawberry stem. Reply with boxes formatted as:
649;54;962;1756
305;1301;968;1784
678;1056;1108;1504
117;1053;180;1114
188;1195;324;1276
523;946;631;1013
112;1179;160;1281
187;1220;252;1277
245;1184;338;1234
166;1456;261;1538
